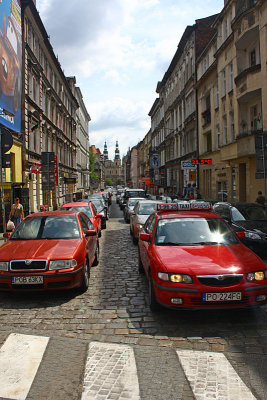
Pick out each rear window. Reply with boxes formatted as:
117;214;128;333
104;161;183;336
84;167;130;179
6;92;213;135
126;191;146;198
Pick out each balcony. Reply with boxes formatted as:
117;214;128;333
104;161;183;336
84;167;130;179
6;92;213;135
235;0;259;21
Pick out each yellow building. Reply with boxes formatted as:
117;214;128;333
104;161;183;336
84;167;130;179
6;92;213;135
197;0;267;202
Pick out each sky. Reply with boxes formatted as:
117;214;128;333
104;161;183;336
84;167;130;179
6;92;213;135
37;0;223;159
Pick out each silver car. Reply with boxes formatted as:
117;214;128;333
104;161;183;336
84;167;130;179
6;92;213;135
130;200;162;244
124;197;145;223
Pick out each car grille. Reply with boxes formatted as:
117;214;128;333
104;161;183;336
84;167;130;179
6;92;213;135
197;275;243;287
10;260;47;271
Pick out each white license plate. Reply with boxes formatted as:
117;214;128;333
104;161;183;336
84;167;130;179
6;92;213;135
202;292;242;302
12;276;44;285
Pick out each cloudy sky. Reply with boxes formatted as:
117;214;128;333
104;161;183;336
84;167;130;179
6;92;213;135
37;0;223;159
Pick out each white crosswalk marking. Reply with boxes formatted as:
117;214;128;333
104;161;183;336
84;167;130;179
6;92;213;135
176;349;256;400
82;341;140;400
0;333;49;400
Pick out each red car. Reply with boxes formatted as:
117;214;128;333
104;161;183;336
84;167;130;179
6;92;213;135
60;201;102;237
138;202;267;311
0;210;99;292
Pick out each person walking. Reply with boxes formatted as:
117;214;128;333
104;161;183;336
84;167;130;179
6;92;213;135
9;197;24;227
255;191;266;206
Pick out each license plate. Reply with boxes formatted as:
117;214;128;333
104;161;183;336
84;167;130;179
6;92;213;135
202;292;242;302
12;276;44;285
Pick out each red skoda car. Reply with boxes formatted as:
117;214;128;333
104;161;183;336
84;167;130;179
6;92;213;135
138;203;267;311
60;201;102;237
0;211;99;292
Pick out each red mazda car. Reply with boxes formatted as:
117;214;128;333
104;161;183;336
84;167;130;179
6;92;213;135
138;203;267;311
60;201;102;237
0;210;99;292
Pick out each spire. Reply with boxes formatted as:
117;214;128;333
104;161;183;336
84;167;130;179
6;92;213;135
103;141;109;160
114;140;120;160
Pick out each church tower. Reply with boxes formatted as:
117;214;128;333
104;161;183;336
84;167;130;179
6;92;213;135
103;141;109;160
114;141;120;160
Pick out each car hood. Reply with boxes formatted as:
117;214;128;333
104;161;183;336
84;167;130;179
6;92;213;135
0;239;82;261
155;243;265;275
233;220;267;234
136;215;150;225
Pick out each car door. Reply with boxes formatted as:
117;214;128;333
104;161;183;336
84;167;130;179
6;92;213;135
91;203;101;232
140;214;156;275
79;214;95;261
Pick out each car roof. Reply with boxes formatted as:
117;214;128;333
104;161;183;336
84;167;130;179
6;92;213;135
157;210;220;219
27;210;80;217
61;202;91;207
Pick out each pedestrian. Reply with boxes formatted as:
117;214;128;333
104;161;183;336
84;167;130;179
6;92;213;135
9;197;24;228
255;191;266;206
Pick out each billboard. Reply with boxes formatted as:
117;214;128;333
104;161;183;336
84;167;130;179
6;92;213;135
0;0;22;133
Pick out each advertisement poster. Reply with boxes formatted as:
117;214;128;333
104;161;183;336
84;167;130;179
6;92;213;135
0;0;22;133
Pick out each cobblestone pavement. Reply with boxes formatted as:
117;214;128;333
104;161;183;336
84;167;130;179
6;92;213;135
0;201;266;399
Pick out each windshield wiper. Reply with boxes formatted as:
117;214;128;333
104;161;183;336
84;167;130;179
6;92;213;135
189;241;220;245
156;242;183;246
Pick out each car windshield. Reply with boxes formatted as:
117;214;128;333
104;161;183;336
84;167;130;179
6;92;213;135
61;206;93;218
10;215;81;240
155;217;239;245
91;199;105;210
236;205;267;221
128;199;141;207
138;203;157;215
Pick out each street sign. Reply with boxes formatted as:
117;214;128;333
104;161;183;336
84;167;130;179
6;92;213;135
2;153;11;168
181;160;197;170
1;128;13;154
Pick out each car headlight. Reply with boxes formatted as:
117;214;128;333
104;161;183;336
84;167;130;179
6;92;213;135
247;270;267;282
49;259;77;270
245;232;262;240
158;272;192;283
0;261;8;271
136;224;144;230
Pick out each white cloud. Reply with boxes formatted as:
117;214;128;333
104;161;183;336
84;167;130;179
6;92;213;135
37;0;223;156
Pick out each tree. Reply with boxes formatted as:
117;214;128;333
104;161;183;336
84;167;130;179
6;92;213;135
105;177;113;186
89;148;99;182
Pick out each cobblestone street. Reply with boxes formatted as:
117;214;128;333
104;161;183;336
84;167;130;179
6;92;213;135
0;201;267;399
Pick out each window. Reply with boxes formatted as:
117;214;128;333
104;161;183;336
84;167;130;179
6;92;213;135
228;62;233;92
230;112;235;141
222;115;228;144
214;83;219;109
221;69;226;97
216;125;220;149
250;49;256;67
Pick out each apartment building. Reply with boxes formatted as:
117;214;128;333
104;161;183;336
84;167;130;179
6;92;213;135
22;0;79;211
153;15;217;196
197;0;266;202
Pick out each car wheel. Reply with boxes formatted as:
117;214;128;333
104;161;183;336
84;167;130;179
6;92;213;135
92;242;99;266
80;258;90;292
132;233;138;244
138;251;144;274
148;272;160;311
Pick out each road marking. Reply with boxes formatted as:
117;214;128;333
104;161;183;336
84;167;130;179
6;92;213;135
176;349;256;400
0;333;49;400
82;341;140;400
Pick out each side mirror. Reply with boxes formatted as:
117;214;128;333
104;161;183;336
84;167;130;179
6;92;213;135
139;233;150;242
86;229;97;237
96;213;102;219
236;231;245;239
3;232;10;239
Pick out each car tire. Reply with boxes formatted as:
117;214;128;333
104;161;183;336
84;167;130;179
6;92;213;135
148;272;160;311
132;233;138;244
92;242;99;266
80;258;90;292
138;251;144;274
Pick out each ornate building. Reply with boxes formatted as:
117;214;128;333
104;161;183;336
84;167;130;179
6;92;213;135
103;141;123;186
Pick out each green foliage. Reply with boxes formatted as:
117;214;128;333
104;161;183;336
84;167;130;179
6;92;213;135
89;148;99;181
105;177;113;186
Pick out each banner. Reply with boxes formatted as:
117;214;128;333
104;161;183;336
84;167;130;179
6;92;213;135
0;0;22;132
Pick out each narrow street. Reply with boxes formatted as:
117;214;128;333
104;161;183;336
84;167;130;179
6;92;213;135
0;201;266;399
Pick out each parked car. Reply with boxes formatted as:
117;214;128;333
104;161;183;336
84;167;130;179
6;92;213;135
88;198;108;229
0;211;99;292
138;202;267;311
60;201;102;237
130;200;162;244
212;202;267;258
124;197;145;223
116;189;124;204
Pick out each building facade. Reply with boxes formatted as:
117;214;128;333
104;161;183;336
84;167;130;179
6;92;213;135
197;0;267;202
